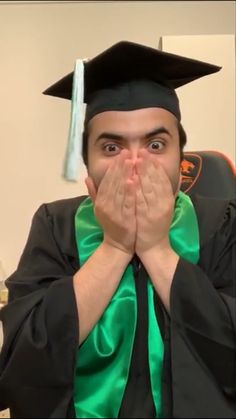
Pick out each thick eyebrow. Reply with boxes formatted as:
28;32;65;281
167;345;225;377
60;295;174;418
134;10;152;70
95;132;124;143
144;126;172;139
95;126;172;143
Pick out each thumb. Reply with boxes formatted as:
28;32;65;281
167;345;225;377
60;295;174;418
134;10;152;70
175;172;182;198
85;176;97;204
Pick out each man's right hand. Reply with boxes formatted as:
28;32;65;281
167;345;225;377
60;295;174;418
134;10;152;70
85;150;137;257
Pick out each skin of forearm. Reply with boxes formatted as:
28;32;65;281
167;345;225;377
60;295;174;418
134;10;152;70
73;242;132;344
139;245;179;313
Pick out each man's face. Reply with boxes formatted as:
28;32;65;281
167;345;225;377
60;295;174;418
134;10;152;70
87;107;181;194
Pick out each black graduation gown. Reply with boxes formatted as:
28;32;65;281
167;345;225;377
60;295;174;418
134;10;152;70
0;194;235;418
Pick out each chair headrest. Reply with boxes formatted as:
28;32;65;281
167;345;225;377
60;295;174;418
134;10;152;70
180;151;236;199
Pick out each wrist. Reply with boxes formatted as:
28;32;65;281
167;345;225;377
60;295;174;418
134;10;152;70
137;244;179;313
137;239;173;260
138;241;180;275
138;244;179;274
101;241;134;263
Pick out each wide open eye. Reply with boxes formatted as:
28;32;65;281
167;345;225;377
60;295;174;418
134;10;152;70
102;143;121;155
147;140;165;152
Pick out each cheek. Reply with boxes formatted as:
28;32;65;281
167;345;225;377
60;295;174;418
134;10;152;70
88;159;111;189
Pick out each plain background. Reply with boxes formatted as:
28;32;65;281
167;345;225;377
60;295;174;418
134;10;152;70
0;0;235;277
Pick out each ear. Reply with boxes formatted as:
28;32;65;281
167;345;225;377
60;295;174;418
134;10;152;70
85;176;97;204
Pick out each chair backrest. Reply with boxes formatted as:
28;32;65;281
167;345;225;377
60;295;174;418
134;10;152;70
180;150;236;199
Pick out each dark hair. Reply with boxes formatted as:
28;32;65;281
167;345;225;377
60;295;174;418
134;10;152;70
82;121;187;168
82;129;89;167
178;121;187;162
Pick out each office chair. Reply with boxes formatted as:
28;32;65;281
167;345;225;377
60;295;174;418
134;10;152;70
181;150;236;199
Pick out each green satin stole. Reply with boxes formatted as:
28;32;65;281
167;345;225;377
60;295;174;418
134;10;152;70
73;191;199;418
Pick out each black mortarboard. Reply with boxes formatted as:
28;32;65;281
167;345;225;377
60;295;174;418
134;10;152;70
43;41;221;181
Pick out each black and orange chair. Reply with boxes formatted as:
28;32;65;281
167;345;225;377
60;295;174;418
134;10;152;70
181;151;236;199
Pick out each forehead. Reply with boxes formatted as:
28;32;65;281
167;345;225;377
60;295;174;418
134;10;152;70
88;107;178;136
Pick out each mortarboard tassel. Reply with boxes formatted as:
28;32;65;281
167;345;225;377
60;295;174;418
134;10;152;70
63;59;86;182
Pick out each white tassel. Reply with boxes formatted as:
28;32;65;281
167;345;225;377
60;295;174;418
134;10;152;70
63;59;85;182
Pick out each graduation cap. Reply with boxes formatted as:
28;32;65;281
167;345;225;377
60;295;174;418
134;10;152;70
43;41;221;181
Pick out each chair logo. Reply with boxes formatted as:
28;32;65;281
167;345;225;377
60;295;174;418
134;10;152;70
181;155;202;193
181;159;195;174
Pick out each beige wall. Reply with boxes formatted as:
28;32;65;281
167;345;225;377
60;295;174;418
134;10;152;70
162;34;235;157
0;1;235;276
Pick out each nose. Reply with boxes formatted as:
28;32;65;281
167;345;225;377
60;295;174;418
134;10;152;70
129;144;141;163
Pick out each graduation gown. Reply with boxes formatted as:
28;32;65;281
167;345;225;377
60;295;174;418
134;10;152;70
0;194;235;418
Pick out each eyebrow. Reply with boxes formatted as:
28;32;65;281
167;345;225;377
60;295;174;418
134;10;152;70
145;126;172;139
95;132;124;143
95;126;172;143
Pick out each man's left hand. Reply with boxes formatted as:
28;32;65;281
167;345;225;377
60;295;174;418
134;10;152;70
134;149;175;257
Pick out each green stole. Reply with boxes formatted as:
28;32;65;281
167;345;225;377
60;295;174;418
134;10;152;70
73;191;199;418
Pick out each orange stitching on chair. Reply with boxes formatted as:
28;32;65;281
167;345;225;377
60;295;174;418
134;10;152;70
203;150;236;176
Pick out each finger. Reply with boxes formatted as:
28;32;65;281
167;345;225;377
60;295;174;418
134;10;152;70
137;148;149;160
135;177;148;214
98;150;132;200
136;158;154;206
138;155;173;200
85;176;97;203
98;155;121;199
150;161;174;197
122;178;136;218
137;155;173;207
175;172;182;197
115;158;134;214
